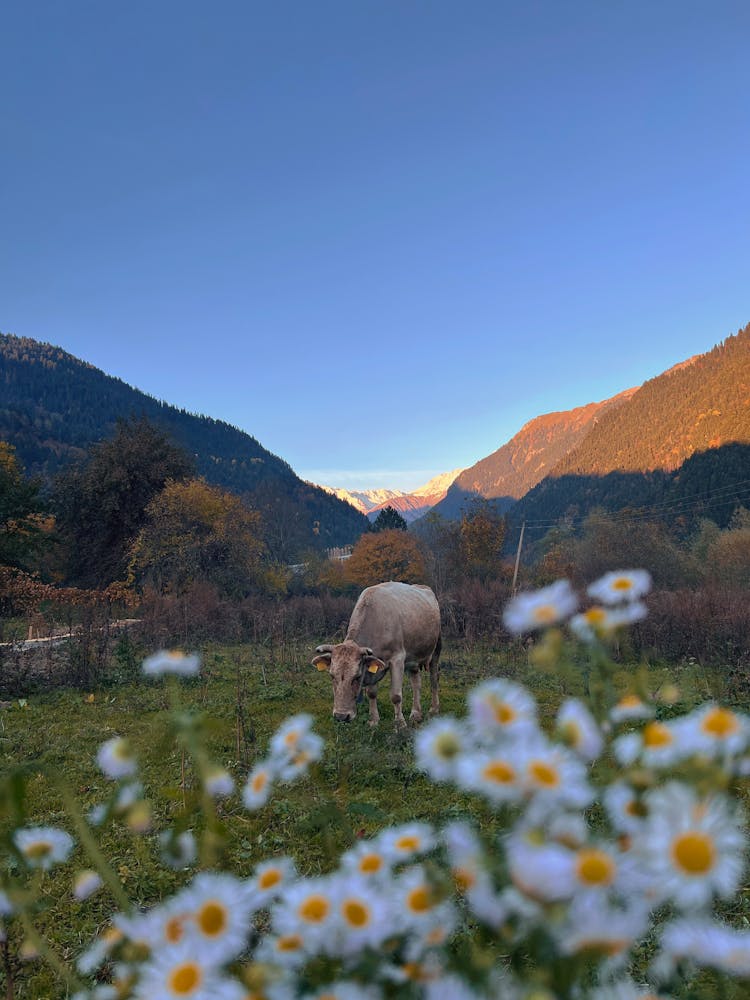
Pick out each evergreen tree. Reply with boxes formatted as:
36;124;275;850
372;506;408;532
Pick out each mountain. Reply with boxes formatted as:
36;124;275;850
319;469;464;523
432;391;637;519
319;486;405;515
0;333;369;558
509;324;750;529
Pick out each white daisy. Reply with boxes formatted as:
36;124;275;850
610;694;654;724
76;926;124;975
587;570;652;605
242;760;276;810
254;931;309;969
516;740;594;819
14;826;74;870
589;979;671;1000
570;603;648;643
503;579;578;634
272;876;338;949
131;940;233;999
0;891;13;917
613;719;687;769
73;870;103;901
204;767;235;798
455;750;523;807
680;703;750;760
556;698;603;761
378;822;436;863
327;875;390;956
340;840;393;881
604;782;648;838
505;830;575;902
414;717;471;782
246;857;296;908
392;866;454;936
554;895;650;965
179;871;256;964
97;737;138;780
424;976;489;1000
142;649;201;678
276;731;324;782
656;916;750;979
270;713;315;761
467;678;538;742
635;781;745;911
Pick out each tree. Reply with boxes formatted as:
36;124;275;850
344;529;426;589
417;511;461;593
128;478;264;597
0;442;46;571
459;500;507;582
371;506;408;532
53;417;194;588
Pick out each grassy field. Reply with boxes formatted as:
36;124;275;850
0;636;745;998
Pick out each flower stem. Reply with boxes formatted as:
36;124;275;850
18;911;83;994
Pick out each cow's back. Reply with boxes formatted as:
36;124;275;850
347;581;440;663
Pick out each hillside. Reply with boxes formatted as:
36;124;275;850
0;334;368;558
509;324;750;533
433;390;637;519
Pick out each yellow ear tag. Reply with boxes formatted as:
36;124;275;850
315;660;328;671
367;662;380;674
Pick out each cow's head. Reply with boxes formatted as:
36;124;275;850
312;640;387;722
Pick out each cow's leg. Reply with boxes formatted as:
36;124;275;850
429;635;441;716
390;655;407;730
367;686;380;727
409;667;423;724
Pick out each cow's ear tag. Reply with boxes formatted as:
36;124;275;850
367;662;380;674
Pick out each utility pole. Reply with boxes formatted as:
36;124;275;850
511;521;525;595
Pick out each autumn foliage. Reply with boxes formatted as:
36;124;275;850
344;528;426;589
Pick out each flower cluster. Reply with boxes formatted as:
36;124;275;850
1;576;750;1000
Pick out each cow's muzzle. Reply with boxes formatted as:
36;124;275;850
333;712;355;723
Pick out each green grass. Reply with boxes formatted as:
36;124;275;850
0;638;744;997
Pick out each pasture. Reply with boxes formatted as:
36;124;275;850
0;637;746;998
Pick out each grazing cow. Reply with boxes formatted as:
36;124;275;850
312;581;441;729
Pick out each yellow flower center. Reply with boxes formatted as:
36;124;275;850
169;962;202;995
643;721;672;748
529;761;559;787
284;731;299;747
396;835;421;852
251;772;268;794
672;831;715;875
277;934;302;952
23;841;52;860
299;894;329;922
576;849;616;886
407;886;433;912
702;707;739;740
453;866;476;892
532;604;557;624
258;868;281;890
483;760;516;784
612;577;633;592
492;701;517;725
198;901;227;937
342;899;370;927
584;607;607;624
618;695;643;709
359;853;382;874
434;732;461;757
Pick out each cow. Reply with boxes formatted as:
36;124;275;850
312;581;441;729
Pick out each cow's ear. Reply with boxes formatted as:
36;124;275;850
312;653;331;672
361;655;387;684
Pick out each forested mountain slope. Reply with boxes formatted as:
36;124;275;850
0;334;368;557
433;389;637;519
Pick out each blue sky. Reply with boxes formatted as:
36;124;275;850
2;2;749;491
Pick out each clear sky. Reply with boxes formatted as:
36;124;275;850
2;2;749;492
